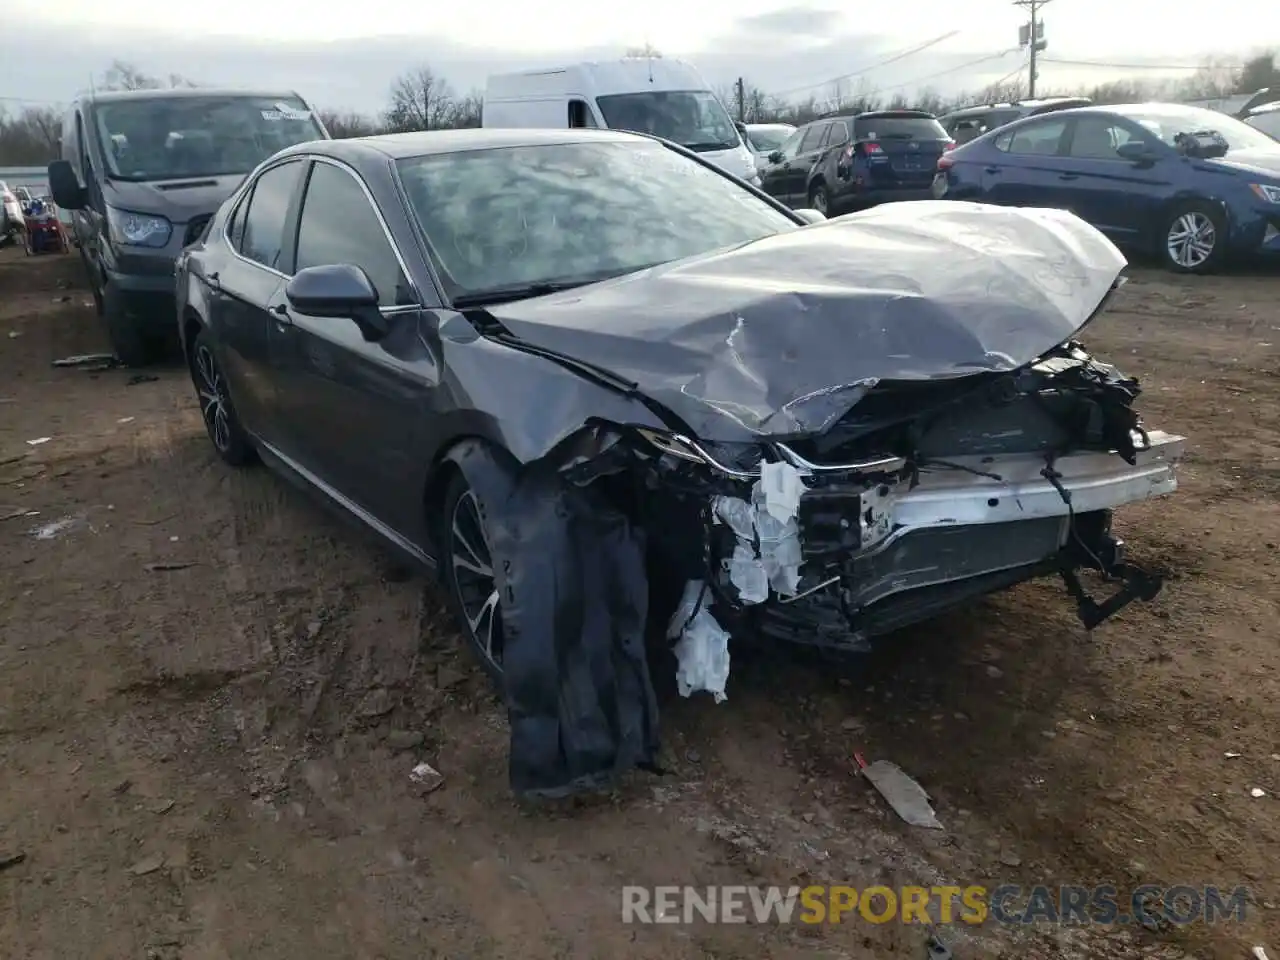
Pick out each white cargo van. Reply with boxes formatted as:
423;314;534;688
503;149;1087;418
482;58;760;183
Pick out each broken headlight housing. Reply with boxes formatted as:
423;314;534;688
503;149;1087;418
634;428;762;477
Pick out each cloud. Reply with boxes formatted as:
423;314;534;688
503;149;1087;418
733;7;844;38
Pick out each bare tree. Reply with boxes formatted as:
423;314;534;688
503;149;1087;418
101;60;162;91
1235;51;1278;94
451;90;483;128
317;109;381;139
624;43;662;58
0;106;62;165
383;67;458;133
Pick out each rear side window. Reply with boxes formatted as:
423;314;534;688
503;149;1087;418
798;124;826;152
996;118;1069;156
294;162;414;308
854;115;948;140
238;159;305;270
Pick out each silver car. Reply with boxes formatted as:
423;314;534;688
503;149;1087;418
742;122;796;165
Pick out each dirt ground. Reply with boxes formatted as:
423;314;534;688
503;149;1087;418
0;243;1277;960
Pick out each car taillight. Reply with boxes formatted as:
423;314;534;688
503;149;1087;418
943;140;956;152
863;142;883;155
937;155;955;171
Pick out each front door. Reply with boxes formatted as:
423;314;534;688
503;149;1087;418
1057;116;1174;245
267;158;439;536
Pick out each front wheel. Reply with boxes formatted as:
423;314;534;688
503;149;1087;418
809;183;830;216
440;471;504;685
1161;201;1225;274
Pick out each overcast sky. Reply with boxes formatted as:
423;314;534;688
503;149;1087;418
2;0;1277;115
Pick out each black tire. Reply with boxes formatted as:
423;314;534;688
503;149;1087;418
809;182;830;217
189;329;255;466
1159;200;1226;274
102;281;152;367
440;470;504;686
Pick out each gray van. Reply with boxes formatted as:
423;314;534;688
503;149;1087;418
47;88;330;365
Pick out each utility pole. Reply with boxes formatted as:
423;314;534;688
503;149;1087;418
1014;0;1051;98
735;77;746;122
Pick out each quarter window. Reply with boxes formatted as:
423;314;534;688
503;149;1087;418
239;160;304;270
294;162;414;308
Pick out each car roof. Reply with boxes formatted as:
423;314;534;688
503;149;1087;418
746;122;794;131
276;127;654;163
81;87;305;105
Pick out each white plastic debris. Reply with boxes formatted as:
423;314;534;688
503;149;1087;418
1253;946;1270;960
667;580;731;703
1225;751;1242;759
1250;787;1267;798
408;761;444;794
25;437;51;446
29;516;85;540
751;486;803;595
724;542;769;604
758;461;805;523
861;759;944;829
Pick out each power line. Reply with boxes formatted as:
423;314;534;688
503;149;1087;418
985;54;1032;91
773;30;964;98
1039;57;1226;70
860;49;1021;98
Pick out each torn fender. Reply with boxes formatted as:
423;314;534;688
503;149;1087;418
482;201;1129;439
443;439;660;798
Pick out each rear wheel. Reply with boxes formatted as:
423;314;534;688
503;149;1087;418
809;182;830;216
1160;201;1225;274
190;329;255;466
440;471;504;685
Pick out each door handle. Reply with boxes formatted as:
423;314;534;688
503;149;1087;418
984;165;1001;175
206;270;221;293
270;303;293;327
1058;173;1079;181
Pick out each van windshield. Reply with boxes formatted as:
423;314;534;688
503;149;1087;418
596;90;740;152
93;95;326;181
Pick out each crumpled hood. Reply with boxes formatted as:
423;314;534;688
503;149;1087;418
486;200;1128;440
103;174;246;226
1206;147;1280;180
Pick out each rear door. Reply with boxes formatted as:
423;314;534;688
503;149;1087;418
212;158;307;448
981;116;1073;207
757;127;804;204
786;122;830;205
853;113;951;191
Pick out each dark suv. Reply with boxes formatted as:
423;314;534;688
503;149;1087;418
938;98;1091;146
757;110;953;215
47;88;330;366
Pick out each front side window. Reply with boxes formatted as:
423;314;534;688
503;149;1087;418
238;160;304;270
92;95;325;181
397;140;798;300
595;90;740;152
775;129;804;160
294;162;414;308
747;127;793;153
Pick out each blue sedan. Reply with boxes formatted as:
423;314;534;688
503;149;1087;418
934;103;1280;273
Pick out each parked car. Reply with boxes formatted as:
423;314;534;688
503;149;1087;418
935;102;1280;273
174;127;1182;796
758;110;953;214
742;122;796;163
46;87;330;366
1244;101;1280;140
939;98;1091;145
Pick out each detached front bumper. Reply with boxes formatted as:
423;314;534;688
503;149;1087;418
741;432;1184;647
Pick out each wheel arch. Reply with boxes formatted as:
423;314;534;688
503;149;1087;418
421;434;522;559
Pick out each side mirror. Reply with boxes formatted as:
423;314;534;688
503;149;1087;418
1116;141;1156;164
47;160;86;210
734;120;747;137
793;208;827;224
285;264;388;340
768;150;783;164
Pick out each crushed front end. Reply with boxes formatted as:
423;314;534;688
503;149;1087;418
579;339;1184;698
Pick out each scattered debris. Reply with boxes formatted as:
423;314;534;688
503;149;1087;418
151;799;176;815
1;508;33;522
30;516;87;540
0;851;26;872
1254;947;1270;960
128;853;165;876
925;934;954;960
0;453;26;466
113;779;133;795
125;374;159;386
358;687;395;718
52;353;117;368
408;761;445;794
131;514;177;526
144;562;197;572
25;437;51;446
685;747;701;764
998;850;1023;867
855;754;943;829
117;416;135;424
1251;787;1267;798
1225;751;1242;759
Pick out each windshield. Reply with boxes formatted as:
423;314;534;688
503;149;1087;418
1119;105;1277;153
93;95;326;181
1246;109;1280;141
595;90;741;152
747;126;794;152
397;140;797;301
853;115;949;140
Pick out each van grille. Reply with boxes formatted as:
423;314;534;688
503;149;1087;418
184;214;213;247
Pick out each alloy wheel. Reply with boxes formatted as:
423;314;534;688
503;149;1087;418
812;187;829;215
1166;212;1216;270
194;344;232;453
449;488;504;671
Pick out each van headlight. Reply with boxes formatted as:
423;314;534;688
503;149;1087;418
106;207;172;248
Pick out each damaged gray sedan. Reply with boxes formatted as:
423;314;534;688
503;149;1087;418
176;128;1183;798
